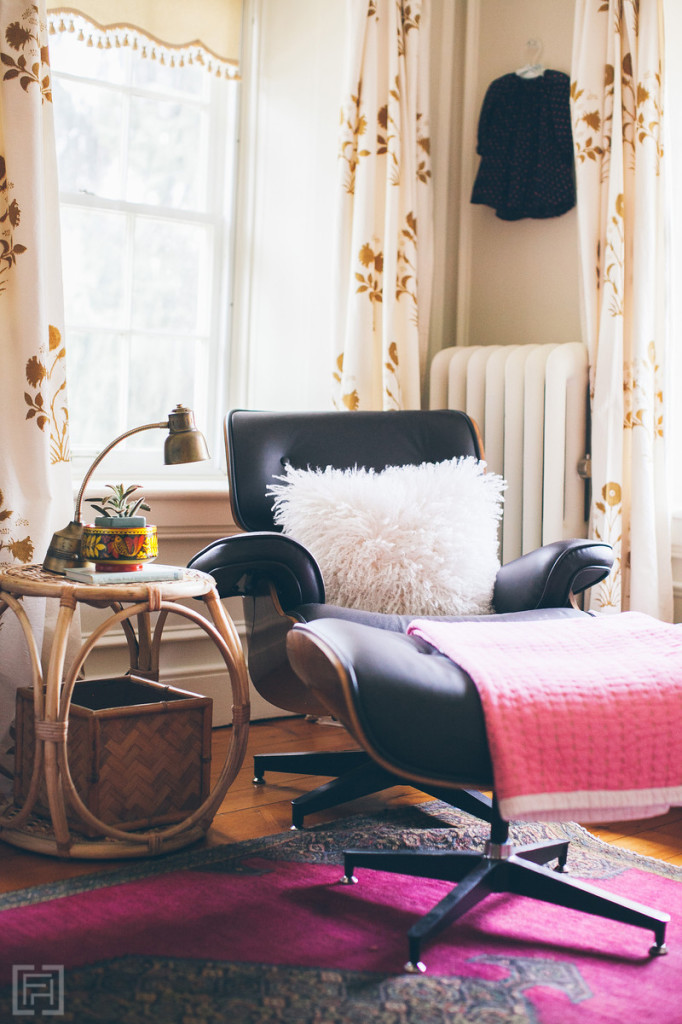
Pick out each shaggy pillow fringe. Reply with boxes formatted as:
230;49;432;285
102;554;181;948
267;458;506;616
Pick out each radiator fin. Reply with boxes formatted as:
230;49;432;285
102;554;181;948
429;343;588;563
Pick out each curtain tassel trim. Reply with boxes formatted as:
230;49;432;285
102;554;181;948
47;12;239;80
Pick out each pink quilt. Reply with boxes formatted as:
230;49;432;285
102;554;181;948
407;612;682;823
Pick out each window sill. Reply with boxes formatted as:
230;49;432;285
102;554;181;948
73;474;234;534
117;475;230;501
73;471;229;500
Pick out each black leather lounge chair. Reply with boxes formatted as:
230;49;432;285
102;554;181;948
188;408;615;829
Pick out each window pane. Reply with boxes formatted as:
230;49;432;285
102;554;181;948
50;33;128;84
51;34;235;471
131;219;210;333
61;208;127;329
131;53;206;98
127;96;207;209
53;78;123;197
126;336;205;448
66;331;124;453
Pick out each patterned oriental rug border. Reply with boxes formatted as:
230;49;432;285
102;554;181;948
0;801;681;1023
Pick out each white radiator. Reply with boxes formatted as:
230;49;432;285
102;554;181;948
430;343;589;564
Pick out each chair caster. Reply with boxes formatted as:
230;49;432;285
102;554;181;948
253;776;265;785
340;874;358;885
404;960;426;974
649;942;668;956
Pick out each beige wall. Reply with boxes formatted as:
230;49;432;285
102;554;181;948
446;0;582;353
426;0;468;372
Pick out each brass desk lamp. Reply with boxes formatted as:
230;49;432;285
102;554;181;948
43;404;210;574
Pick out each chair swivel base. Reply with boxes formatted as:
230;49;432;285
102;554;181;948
253;748;370;785
253;749;495;830
253;750;392;829
341;834;670;972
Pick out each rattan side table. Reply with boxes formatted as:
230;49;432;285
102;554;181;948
0;564;250;859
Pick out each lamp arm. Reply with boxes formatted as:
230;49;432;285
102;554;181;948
73;419;169;523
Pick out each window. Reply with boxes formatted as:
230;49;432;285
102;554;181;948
50;31;239;477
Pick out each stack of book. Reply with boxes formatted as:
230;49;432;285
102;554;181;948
64;564;185;585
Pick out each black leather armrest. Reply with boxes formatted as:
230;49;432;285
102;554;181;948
492;539;613;613
188;532;325;608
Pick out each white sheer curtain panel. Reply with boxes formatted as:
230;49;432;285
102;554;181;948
332;0;433;411
0;0;74;779
571;0;672;618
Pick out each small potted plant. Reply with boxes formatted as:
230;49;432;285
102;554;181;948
86;484;151;527
80;484;159;572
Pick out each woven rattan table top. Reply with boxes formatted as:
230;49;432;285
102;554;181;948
0;563;215;603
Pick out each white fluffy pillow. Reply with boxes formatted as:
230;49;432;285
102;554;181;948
267;457;506;616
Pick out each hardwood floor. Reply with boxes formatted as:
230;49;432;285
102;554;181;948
1;715;682;894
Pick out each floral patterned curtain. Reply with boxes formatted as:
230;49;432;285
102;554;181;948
571;0;672;618
332;0;433;411
0;0;73;777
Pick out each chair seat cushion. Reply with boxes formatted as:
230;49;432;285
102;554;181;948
294;602;586;632
268;458;506;617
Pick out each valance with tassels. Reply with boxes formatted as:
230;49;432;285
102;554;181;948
45;1;242;79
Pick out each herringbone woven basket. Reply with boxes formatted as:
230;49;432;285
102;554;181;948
14;676;212;836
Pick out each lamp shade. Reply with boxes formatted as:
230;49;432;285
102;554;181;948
164;405;211;465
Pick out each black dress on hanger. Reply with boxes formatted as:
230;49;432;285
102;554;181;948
471;69;576;221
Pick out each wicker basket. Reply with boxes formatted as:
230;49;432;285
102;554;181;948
14;675;212;836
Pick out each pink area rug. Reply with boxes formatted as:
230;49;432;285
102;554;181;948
0;802;681;1023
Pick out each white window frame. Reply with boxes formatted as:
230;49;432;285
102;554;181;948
52;46;239;485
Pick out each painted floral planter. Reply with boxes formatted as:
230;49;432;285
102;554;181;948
80;517;158;572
